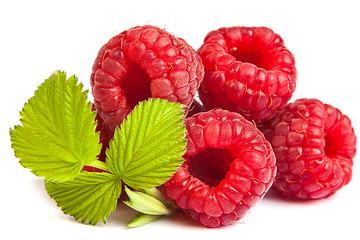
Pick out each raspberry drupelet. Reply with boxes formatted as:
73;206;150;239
90;25;204;159
197;26;297;123
262;98;356;199
160;109;277;227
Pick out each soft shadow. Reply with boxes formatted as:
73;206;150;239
167;209;248;230
167;210;205;229
262;188;335;205
30;178;56;204
106;200;138;228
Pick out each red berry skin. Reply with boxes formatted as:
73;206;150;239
262;98;356;199
160;109;277;227
91;25;204;132
197;26;297;124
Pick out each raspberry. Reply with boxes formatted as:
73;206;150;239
91;25;204;132
197;26;297;123
160;109;276;227
262;98;357;199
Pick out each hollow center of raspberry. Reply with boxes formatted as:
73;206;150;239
187;147;236;187
229;48;265;69
121;61;152;109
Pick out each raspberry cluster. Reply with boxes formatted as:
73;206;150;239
90;25;357;227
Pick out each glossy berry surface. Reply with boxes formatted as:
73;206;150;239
91;25;204;132
197;26;297;123
160;109;276;227
262;98;356;199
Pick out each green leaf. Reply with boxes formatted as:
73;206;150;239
45;171;122;225
10;71;101;182
128;213;161;228
106;98;187;189
123;186;172;215
140;187;169;206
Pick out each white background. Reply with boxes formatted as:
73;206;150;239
1;0;359;239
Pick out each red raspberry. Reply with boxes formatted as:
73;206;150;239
197;26;297;123
262;98;357;199
91;25;204;132
160;109;276;227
